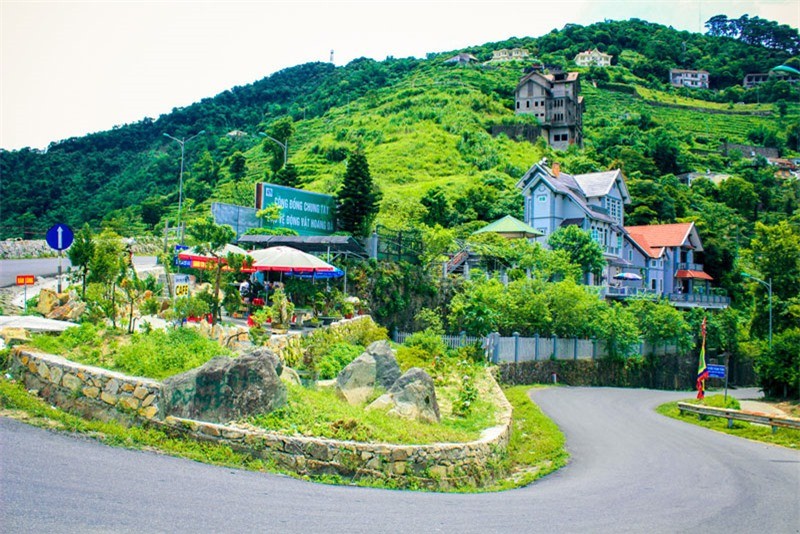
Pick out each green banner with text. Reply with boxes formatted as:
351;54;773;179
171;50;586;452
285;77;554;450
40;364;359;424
256;183;336;236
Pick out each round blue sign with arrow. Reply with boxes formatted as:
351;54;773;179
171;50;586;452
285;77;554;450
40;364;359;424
46;223;74;251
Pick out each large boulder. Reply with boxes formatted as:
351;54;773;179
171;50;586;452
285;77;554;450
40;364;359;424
0;327;30;347
335;340;401;405
368;367;441;424
36;288;61;315
46;300;86;321
162;348;286;423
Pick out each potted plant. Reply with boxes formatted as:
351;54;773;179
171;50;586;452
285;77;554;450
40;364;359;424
341;300;355;319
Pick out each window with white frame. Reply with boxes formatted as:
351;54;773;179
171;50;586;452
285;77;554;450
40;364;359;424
606;198;622;224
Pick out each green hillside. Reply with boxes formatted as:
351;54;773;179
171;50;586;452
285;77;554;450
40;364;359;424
1;17;798;238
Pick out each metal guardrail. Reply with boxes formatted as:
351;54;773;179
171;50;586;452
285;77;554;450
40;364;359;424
677;402;800;434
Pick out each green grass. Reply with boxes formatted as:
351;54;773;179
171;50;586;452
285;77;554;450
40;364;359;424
0;377;274;472
0;371;568;491
249;379;499;444
657;394;800;449
486;385;568;491
635;86;774;113
26;324;232;380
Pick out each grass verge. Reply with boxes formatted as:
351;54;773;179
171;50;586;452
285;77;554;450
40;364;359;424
249;381;498;444
657;394;800;449
0;377;274;471
485;385;569;491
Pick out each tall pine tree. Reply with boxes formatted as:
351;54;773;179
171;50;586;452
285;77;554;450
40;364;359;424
336;151;381;236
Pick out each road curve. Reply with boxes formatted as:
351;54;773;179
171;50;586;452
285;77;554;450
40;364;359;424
2;387;798;533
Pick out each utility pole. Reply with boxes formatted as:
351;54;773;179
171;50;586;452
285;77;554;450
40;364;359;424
163;130;205;243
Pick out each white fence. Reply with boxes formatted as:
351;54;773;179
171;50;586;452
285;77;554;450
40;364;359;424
393;331;482;349
394;331;679;362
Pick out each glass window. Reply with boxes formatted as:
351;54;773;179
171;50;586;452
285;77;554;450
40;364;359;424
537;195;547;202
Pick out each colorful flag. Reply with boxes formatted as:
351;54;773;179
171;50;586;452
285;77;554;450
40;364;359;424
696;317;709;399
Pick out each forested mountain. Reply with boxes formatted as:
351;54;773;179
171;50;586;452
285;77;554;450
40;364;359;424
2;16;798;255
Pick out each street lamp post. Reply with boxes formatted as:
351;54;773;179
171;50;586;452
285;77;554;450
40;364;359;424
741;272;772;349
259;132;288;167
163;130;205;243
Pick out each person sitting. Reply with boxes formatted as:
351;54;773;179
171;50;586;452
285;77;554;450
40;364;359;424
239;279;251;302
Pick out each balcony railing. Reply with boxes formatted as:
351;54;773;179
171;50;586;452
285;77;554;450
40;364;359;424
667;292;730;308
599;286;657;298
677;262;705;271
598;286;730;308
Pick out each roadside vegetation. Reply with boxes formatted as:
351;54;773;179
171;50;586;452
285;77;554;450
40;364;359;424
0;366;564;492
657;394;800;449
0;376;275;472
26;323;232;380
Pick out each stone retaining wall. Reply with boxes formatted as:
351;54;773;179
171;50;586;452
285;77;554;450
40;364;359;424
8;344;513;490
9;348;163;424
159;368;512;489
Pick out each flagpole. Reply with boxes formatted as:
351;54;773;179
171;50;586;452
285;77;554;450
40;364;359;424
696;316;709;400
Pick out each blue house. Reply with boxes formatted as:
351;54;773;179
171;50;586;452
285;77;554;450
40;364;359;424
517;161;728;309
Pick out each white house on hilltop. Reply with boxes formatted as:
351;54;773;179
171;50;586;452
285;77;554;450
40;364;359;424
574;48;612;67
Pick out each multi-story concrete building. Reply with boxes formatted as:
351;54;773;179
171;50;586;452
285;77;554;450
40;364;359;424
490;48;530;62
743;73;770;88
669;69;709;89
514;70;583;149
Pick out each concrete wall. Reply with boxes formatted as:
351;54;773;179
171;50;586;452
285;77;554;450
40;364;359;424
9;340;513;490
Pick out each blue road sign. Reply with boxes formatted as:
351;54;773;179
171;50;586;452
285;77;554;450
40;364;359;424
707;364;726;379
45;224;74;251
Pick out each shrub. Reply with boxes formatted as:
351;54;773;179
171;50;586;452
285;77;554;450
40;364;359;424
113;328;230;379
316;343;365;379
301;317;388;372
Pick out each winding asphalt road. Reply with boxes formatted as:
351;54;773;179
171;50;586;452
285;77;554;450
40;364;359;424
2;387;798;533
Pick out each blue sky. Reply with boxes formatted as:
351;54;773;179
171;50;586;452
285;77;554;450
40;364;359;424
2;0;798;151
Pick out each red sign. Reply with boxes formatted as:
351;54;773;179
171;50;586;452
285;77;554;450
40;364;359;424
16;275;35;285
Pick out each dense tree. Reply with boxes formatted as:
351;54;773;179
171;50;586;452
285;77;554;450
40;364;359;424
718;177;758;220
336;151;381;237
228;151;248;181
140;197;165;228
273;162;299;188
745;221;800;335
592;302;641;360
547;226;606;281
186;217;237;322
421;186;455;228
755;328;800;398
627;298;691;351
261;116;294;173
67;224;95;298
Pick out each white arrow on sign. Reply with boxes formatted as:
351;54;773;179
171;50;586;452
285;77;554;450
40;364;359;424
57;226;63;249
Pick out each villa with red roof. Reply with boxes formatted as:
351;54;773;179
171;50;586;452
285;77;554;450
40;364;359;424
517;161;729;309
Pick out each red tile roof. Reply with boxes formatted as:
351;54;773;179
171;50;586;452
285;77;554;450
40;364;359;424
676;270;713;281
625;222;694;258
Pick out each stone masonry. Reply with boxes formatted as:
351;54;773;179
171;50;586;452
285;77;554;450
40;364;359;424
8;324;513;489
10;349;162;423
